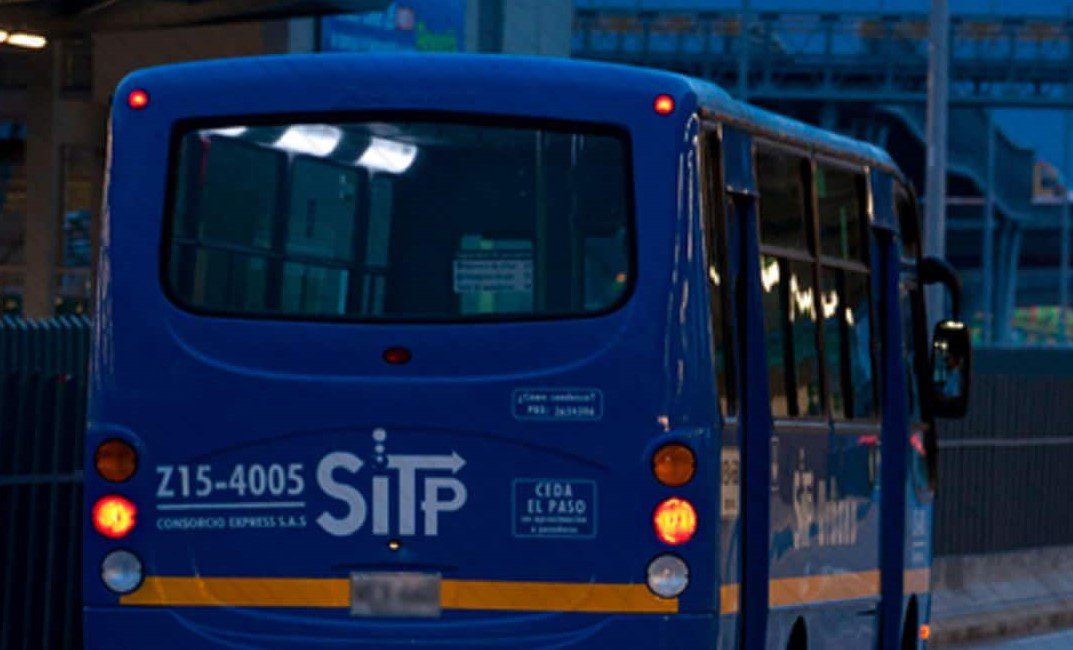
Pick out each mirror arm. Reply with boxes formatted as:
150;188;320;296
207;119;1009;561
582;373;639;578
920;256;962;321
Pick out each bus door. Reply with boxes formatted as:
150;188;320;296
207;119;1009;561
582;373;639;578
755;143;882;646
700;123;746;646
707;123;772;648
894;181;936;650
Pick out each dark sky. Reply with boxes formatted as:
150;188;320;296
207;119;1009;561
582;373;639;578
578;0;1073;177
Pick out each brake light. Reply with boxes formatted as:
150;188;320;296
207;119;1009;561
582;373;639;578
652;444;696;486
93;495;137;539
383;346;412;365
653;497;697;546
920;624;931;641
95;439;137;482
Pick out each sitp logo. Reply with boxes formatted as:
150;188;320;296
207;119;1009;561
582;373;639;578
316;428;467;537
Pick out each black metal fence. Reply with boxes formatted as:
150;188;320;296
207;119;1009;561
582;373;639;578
0;316;91;650
935;347;1073;556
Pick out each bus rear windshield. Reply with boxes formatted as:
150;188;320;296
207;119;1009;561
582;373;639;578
164;119;633;321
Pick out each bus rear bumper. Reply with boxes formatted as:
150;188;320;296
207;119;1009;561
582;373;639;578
84;607;718;649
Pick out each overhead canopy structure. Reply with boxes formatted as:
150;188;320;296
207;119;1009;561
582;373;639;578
0;0;390;35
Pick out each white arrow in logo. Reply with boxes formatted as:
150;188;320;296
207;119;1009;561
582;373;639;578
387;453;467;535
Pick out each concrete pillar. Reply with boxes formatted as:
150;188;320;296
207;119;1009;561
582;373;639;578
466;0;571;56
287;18;320;53
502;0;571;56
23;44;63;318
994;222;1023;344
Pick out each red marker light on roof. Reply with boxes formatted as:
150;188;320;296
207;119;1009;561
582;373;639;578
127;89;149;110
653;94;676;115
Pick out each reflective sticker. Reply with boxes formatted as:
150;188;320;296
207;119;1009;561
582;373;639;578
512;388;604;422
453;250;533;294
152;428;469;538
790;449;861;549
512;479;597;539
720;446;741;519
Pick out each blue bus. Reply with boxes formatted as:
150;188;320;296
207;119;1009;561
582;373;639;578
84;54;970;649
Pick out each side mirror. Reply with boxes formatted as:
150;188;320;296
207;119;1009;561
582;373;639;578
929;320;971;418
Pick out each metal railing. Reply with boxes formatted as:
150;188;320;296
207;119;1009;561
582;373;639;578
0;316;91;650
936;347;1073;555
573;8;1073;107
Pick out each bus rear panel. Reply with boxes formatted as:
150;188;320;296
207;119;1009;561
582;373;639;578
84;55;722;649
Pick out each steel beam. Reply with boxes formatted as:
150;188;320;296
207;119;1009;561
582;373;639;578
924;0;950;325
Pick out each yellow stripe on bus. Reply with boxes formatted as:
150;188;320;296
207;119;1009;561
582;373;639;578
903;568;931;594
769;571;880;608
121;577;349;608
121;569;931;615
120;577;678;614
719;569;932;615
720;584;740;615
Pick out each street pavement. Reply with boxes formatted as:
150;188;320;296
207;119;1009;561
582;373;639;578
966;628;1073;648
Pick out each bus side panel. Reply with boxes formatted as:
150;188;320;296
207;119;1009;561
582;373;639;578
761;151;884;648
85;57;725;650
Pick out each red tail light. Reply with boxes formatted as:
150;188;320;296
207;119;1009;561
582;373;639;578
93;495;137;539
653;497;697;546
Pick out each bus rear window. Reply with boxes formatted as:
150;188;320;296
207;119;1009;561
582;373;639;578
164;119;633;321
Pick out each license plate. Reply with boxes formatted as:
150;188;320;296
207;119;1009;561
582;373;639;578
350;572;441;618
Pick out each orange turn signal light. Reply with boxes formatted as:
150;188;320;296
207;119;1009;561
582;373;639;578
95;439;137;482
652;444;696;487
93;495;137;539
653;497;697;546
920;624;931;641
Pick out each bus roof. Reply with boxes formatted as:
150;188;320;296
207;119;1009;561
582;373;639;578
123;52;899;174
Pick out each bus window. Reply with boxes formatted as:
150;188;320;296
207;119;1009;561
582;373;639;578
169;137;283;312
757;148;822;418
822;281;875;420
282;156;360;315
900;278;922;423
896;185;925;425
816;163;875;420
896;183;930;487
165;121;632;321
759;257;822;418
756;151;809;251
702;132;737;417
816;163;864;261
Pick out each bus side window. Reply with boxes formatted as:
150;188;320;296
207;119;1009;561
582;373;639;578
895;187;924;424
701;131;737;417
816;164;876;420
895;184;930;486
756;148;822;418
